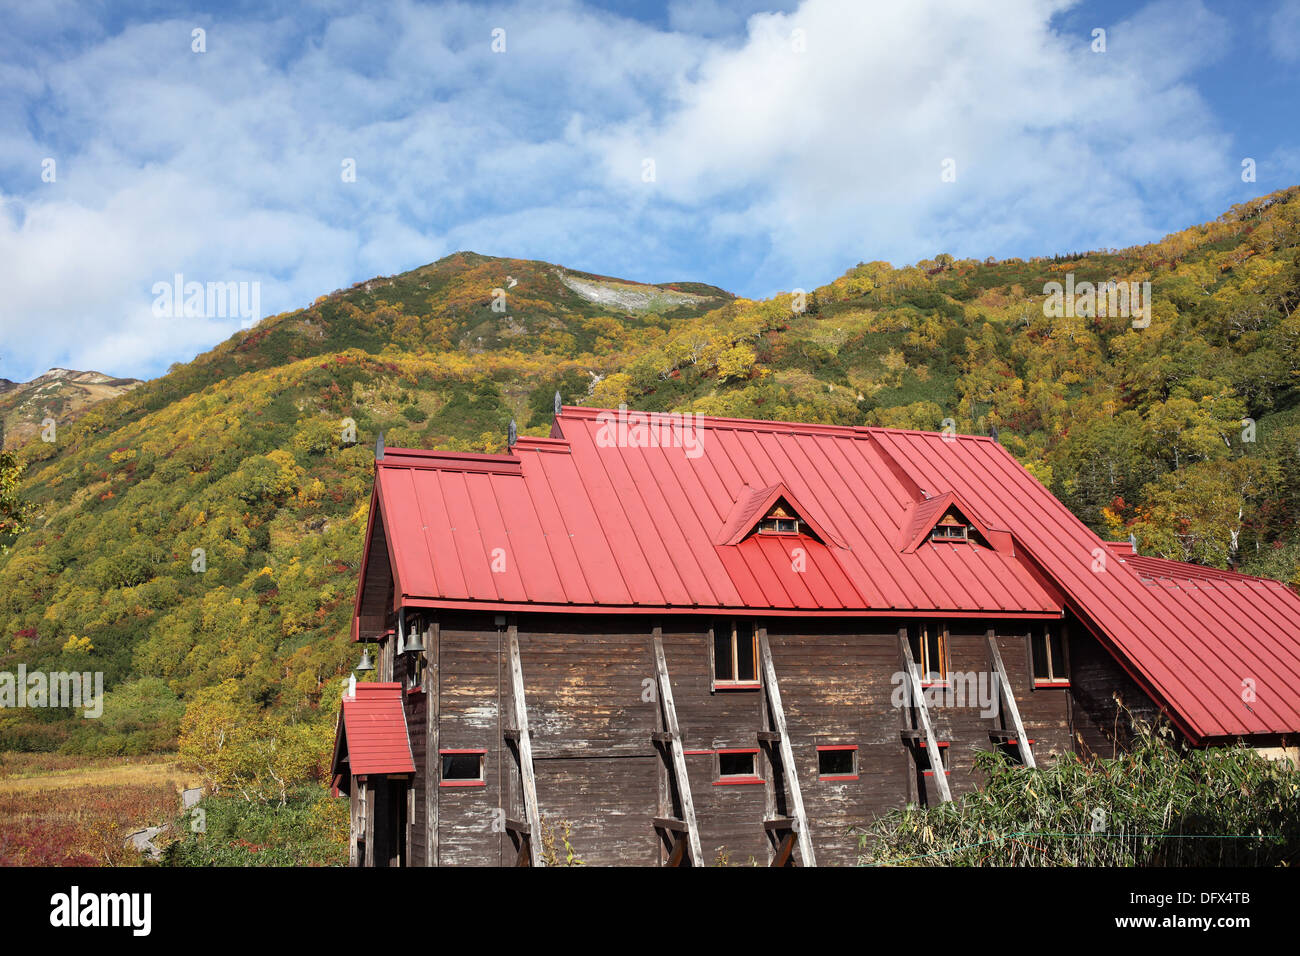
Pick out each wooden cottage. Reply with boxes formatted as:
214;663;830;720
330;404;1300;866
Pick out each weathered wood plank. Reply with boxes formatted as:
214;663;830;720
898;629;952;803
771;830;796;867
986;630;1036;769
362;778;375;867
758;626;816;866
508;623;544;867
653;625;703;867
426;620;439;867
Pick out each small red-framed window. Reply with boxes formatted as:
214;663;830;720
995;738;1036;763
817;745;858;781
439;749;486;787
714;748;763;785
915;740;950;776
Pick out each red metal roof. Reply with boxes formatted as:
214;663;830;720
333;683;415;776
368;408;1063;618
357;407;1300;741
869;428;1300;741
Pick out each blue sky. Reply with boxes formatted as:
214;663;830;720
0;0;1297;382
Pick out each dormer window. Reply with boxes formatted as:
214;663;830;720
930;513;968;543
758;504;801;535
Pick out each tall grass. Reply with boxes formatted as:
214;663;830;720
856;718;1300;866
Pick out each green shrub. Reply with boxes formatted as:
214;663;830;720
161;786;348;866
856;714;1300;866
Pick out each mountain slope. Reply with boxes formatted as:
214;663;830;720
2;188;1298;753
0;369;142;449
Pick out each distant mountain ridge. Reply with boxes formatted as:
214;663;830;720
0;368;142;448
1;188;1298;756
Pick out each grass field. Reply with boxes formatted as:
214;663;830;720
0;752;194;866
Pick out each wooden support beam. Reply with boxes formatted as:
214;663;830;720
898;629;953;803
652;816;687;833
666;834;688;868
426;620;439;867
758;627;816;866
349;787;360;868
507;623;545;867
771;831;796;868
986;630;1036;769
653;626;703;867
362;778;375;867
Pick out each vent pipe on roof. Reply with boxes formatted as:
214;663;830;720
508;419;517;448
554;390;563;416
1130;532;1138;553
989;424;999;443
375;432;385;462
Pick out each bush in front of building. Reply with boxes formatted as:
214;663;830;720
857;712;1300;866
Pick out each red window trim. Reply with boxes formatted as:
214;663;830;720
912;739;949;775
715;748;761;785
1033;679;1071;689
817;744;859;781
714;681;761;691
439;748;486;788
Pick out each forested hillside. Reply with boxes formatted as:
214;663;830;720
2;189;1298;756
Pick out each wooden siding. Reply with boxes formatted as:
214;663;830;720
353;610;1163;866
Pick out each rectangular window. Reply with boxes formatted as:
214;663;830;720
931;523;967;542
907;622;948;684
439;749;485;787
715;749;762;785
1031;625;1069;685
713;620;759;688
915;742;949;775
817;745;858;780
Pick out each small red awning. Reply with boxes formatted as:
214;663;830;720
331;683;415;777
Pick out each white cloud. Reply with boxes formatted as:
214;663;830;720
592;0;1235;293
1269;0;1300;61
0;0;1251;382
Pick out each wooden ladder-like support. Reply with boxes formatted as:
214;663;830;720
651;626;702;867
503;622;544;867
985;630;1036;769
757;626;816;867
898;629;953;803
